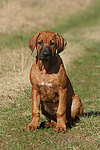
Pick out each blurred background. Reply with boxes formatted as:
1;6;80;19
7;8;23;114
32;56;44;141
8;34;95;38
0;0;97;95
0;0;92;34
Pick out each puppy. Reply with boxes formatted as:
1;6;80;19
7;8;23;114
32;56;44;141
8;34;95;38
23;31;83;132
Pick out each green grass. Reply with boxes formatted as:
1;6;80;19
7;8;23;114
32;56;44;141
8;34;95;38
54;0;100;34
69;41;100;120
0;0;9;3
69;42;100;101
1;42;100;149
1;0;100;149
0;33;30;50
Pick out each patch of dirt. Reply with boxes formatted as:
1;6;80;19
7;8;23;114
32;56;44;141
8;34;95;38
0;0;92;34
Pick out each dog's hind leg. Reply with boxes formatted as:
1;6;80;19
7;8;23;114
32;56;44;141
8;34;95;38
71;95;83;119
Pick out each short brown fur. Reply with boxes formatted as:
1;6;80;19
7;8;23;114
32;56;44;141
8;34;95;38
23;31;83;132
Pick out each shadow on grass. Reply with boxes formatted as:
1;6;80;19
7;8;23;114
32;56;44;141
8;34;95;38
83;111;100;117
38;111;100;131
38;116;81;130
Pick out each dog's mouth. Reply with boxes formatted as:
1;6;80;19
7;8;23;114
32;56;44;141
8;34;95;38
39;48;52;60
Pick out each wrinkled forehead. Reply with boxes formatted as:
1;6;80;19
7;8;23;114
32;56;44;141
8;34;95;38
38;32;56;43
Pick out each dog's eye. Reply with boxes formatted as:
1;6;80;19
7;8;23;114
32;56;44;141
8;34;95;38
50;41;56;47
37;41;43;46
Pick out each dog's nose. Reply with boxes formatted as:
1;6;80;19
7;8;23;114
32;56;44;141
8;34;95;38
39;47;52;60
42;48;50;56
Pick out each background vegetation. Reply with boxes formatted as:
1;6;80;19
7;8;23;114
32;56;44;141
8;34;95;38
0;0;100;149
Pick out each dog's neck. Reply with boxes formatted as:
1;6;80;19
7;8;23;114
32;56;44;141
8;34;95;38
36;57;55;73
38;60;52;73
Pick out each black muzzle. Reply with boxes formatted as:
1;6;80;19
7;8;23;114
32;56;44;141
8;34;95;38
39;47;52;60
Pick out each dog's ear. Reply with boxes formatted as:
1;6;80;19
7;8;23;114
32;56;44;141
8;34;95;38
55;33;67;54
28;31;40;54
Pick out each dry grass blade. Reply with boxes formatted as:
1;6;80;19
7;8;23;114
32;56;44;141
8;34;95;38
0;48;34;106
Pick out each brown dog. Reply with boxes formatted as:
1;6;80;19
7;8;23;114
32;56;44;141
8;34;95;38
23;31;83;132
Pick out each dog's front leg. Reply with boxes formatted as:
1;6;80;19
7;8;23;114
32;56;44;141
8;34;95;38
23;87;40;131
55;88;67;132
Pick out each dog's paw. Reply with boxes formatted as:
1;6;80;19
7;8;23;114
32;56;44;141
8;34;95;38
23;126;36;131
45;121;57;128
54;127;67;133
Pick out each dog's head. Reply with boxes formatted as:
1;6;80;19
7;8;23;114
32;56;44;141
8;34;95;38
28;31;67;60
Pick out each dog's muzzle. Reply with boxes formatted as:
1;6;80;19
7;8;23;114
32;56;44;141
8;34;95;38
39;47;52;60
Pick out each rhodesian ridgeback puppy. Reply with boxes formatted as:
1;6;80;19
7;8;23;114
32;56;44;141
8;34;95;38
23;31;83;132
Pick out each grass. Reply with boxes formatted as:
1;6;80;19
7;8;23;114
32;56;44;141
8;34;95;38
57;2;100;33
52;0;100;35
1;42;100;149
0;0;100;149
0;33;29;50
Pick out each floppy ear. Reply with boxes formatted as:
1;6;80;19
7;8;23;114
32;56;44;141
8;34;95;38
55;33;67;54
28;31;40;54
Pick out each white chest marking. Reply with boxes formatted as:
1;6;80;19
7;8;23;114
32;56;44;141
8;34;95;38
40;82;52;87
41;82;45;86
46;83;52;86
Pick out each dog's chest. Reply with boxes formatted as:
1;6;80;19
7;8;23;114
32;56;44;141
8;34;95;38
39;74;59;101
39;83;58;101
33;71;59;101
31;62;67;101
